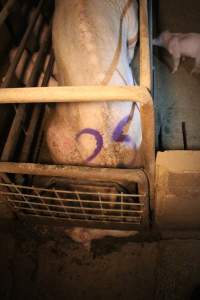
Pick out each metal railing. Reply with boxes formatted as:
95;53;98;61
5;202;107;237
0;0;154;229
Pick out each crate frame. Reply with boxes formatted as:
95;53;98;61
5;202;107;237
0;0;154;231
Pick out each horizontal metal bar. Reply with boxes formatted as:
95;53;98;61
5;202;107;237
18;213;143;229
0;86;151;104
7;199;143;214
0;162;147;183
13;205;142;222
2;191;143;207
0;182;145;198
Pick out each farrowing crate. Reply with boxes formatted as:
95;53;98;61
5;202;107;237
0;0;154;231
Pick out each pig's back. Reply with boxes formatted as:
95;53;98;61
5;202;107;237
53;0;131;85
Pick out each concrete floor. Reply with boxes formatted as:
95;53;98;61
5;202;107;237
154;0;200;150
0;221;200;300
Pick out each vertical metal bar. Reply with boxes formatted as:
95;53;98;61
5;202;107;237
12;184;37;214
140;0;151;90
0;0;16;29
98;192;106;222
120;192;124;222
75;191;88;220
34;188;55;218
54;189;71;220
1;0;44;88
19;24;52;162
1;0;44;162
31;50;55;163
139;0;155;203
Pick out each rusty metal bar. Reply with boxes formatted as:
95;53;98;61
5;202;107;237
6;199;143;214
1;105;26;161
1;0;44;88
54;189;71;220
0;182;145;198
0;162;148;182
11;206;142;222
31;50;55;163
0;190;144;208
34;189;55;218
1;0;45;162
0;86;154;186
75;190;88;220
0;0;16;29
140;0;151;90
19;24;52;162
18;214;143;230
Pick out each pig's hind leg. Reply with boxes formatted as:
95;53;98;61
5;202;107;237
191;56;200;75
168;39;181;73
171;56;181;74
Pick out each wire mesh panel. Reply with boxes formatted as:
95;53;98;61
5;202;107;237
0;166;150;230
0;183;143;224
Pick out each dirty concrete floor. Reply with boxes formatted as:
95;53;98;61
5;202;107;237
0;221;200;300
154;0;200;150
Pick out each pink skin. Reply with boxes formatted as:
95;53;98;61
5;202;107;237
153;30;200;74
65;227;136;251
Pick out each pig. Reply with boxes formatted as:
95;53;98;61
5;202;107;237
153;30;200;74
65;227;136;251
48;0;140;242
46;0;142;168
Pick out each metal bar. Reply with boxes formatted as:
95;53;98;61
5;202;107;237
139;0;155;202
140;0;151;90
0;190;144;207
18;214;143;229
54;189;71;219
41;49;55;87
0;85;151;104
0;162;148;183
19;24;52;162
98;192;106;221
12;206;142;222
120;192;123;220
1;0;44;88
7;199;143;214
34;188;55;218
32;50;55;163
11;184;37;214
0;182;145;198
1;1;44;162
75;190;88;220
0;86;154;184
1;105;26;161
0;0;16;29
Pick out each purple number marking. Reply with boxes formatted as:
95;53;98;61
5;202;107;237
112;115;132;143
76;128;103;162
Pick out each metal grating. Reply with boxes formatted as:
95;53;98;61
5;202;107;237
0;182;145;225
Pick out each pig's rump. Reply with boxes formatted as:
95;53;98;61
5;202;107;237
47;0;141;168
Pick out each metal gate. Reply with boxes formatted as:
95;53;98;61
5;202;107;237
0;0;154;231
